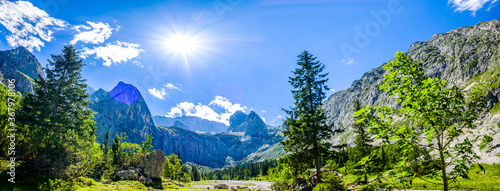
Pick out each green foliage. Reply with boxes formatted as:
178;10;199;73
282;50;342;182
479;135;493;151
351;99;373;163
163;153;191;182
0;83;21;158
140;133;154;155
270;179;291;191
356;51;488;191
191;165;201;181
202;159;277;181
267;154;307;181
16;45;97;179
315;163;347;191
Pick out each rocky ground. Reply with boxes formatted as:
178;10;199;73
189;180;273;190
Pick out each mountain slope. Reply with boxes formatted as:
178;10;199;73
153;115;228;133
0;47;44;94
90;82;155;144
324;19;500;162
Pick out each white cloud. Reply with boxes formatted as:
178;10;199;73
261;110;266;113
277;115;283;119
341;58;355;65
148;88;167;99
448;0;498;15
165;96;247;126
148;83;181;99
80;41;143;66
0;0;68;52
164;83;181;90
71;21;114;44
330;89;335;92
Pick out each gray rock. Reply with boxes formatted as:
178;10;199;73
138;175;153;185
291;177;311;191
137;150;166;179
103;179;112;184
115;169;140;180
0;47;44;94
214;184;229;189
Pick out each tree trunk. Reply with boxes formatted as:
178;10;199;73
438;140;449;191
314;137;321;183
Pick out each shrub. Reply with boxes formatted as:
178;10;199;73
270;179;291;191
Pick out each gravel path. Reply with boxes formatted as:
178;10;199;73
190;180;273;190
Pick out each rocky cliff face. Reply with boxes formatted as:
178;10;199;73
153;115;228;133
0;47;44;94
151;111;282;168
228;111;269;137
90;82;155;144
323;20;500;162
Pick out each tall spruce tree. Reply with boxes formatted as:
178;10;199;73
282;50;336;182
17;45;97;178
351;98;373;183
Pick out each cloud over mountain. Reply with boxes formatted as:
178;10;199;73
165;96;247;126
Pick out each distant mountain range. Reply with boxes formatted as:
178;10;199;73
153;115;228;133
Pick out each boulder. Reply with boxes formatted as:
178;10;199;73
103;179;112;184
138;175;153;185
214;184;229;189
137;150;166;179
115;169;141;180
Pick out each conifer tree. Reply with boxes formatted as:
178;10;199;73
282;50;340;182
17;45;97;178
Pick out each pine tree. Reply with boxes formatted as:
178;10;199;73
103;130;110;164
111;134;122;166
140;133;154;155
17;45;97;178
191;165;201;181
351;98;373;182
282;50;340;182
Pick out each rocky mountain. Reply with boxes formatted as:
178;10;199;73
153;115;228;133
150;113;282;167
0;47;44;94
228;111;269;137
90;81;155;144
89;82;281;167
324;20;500;162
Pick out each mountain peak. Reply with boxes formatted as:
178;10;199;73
110;81;141;104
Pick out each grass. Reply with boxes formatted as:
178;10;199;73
491;101;500;114
409;164;500;191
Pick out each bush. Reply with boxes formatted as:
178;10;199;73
270;179;291;191
360;184;376;191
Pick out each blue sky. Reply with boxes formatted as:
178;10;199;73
0;0;498;126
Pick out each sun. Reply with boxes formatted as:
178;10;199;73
165;33;200;54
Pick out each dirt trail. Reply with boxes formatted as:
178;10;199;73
189;180;273;190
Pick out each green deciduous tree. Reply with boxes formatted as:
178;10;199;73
356;51;487;191
282;51;341;182
17;45;98;178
